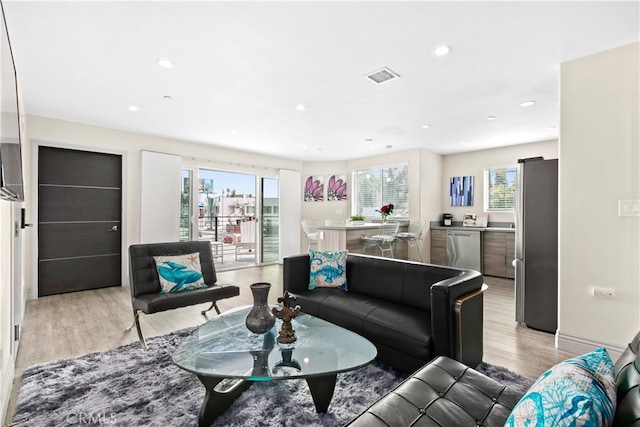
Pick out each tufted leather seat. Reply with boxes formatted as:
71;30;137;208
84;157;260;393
347;356;522;427
613;330;640;426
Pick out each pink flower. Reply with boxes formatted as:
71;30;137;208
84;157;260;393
304;176;324;202
327;175;347;201
376;203;394;216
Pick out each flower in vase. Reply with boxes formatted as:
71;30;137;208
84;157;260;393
376;203;394;221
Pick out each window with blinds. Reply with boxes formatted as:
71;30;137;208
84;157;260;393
484;166;517;211
353;164;409;217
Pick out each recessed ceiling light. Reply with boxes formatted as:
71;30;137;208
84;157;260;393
128;105;139;112
158;59;173;68
520;100;535;107
230;129;239;134
487;116;496;120
295;104;306;111
422;124;431;129
433;45;451;57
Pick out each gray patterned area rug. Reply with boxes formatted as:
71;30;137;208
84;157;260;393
13;328;533;427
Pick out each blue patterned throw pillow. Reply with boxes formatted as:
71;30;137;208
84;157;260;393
308;249;347;290
505;347;616;427
154;253;207;294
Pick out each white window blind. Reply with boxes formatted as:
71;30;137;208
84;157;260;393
353;164;409;217
140;151;181;243
484;166;517;211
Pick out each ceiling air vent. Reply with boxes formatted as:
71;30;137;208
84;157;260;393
365;67;400;84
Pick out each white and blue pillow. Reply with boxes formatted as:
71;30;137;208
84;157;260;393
505;347;616;427
308;249;348;290
154;253;207;294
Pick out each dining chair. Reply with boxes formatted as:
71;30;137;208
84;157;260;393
361;222;400;258
301;219;322;250
395;219;427;261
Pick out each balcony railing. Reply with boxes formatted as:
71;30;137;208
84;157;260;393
179;215;279;242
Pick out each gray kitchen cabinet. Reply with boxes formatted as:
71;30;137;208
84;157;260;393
430;229;447;265
483;231;515;278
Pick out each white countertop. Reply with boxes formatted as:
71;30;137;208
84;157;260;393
431;225;515;232
318;223;385;230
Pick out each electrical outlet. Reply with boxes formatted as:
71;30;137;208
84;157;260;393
619;199;640;217
593;287;615;299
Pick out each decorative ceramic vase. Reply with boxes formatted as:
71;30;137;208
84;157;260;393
246;282;275;334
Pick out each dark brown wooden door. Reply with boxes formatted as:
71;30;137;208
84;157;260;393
38;146;122;296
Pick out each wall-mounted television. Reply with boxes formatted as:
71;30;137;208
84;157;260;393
0;1;24;202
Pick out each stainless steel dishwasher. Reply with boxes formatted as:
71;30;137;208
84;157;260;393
446;230;481;271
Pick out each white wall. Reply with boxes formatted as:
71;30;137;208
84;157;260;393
301;149;426;222
420;149;444;262
24;115;302;292
558;42;640;354
300;160;349;224
441;140;558;224
0;201;13;425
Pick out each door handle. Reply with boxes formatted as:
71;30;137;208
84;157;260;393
108;225;119;232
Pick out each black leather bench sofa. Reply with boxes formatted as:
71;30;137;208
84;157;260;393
348;356;522;426
128;240;240;350
283;253;485;373
348;331;640;426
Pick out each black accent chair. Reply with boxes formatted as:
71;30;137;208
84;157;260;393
127;240;240;350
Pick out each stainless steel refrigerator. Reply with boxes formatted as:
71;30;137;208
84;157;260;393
513;157;558;333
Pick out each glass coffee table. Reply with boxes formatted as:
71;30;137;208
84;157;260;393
172;306;377;426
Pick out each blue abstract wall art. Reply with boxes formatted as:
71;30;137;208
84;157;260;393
450;176;474;206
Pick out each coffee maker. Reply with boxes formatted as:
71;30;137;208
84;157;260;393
442;213;453;227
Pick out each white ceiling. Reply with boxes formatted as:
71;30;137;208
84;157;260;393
2;1;639;161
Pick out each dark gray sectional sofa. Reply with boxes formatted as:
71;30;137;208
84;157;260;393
283;253;485;373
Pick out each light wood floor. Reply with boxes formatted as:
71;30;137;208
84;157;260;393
5;264;575;422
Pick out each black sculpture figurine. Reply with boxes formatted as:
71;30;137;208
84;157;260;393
271;291;301;345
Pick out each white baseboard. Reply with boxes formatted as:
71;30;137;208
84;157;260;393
0;357;15;426
556;331;626;361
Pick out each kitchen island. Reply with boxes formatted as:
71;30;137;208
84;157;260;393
318;222;409;259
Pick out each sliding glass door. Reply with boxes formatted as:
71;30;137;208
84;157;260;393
261;178;279;263
179;170;193;241
198;169;257;268
180;167;279;269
